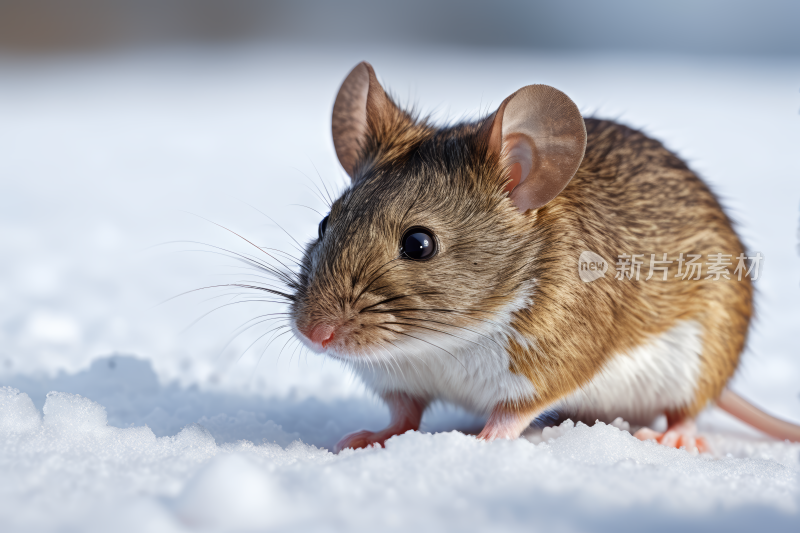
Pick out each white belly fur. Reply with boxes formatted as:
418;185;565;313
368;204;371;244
352;315;702;425
354;330;538;415
351;290;539;415
555;319;703;425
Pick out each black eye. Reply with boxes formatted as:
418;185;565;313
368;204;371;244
401;227;437;261
318;215;329;240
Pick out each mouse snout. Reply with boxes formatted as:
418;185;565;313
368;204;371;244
301;323;337;350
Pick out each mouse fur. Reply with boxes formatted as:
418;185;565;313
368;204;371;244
289;62;754;450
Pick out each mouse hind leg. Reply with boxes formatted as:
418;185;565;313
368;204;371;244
477;402;541;441
634;291;751;454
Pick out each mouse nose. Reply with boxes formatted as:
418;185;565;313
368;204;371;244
306;323;336;349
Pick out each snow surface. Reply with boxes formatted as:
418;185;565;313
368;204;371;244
2;365;800;533
1;46;799;531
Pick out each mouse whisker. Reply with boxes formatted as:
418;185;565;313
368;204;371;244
246;245;303;265
372;343;400;377
194;290;255;305
218;321;291;364
375;326;466;371
287;336;306;369
176;244;304;291
368;310;509;364
387;321;484;349
184;215;307;277
367;307;505;330
383;316;504;350
294;160;337;208
287;204;325;217
368;345;400;384
216;242;304;285
278;332;301;367
226;283;296;301
218;270;305;289
295;169;332;208
224;316;291;349
377;339;429;380
166;291;291;333
265;329;295;365
351;257;405;306
227;282;296;297
234;324;292;364
213;275;297;292
238;201;307;257
358;291;445;313
309;161;338;208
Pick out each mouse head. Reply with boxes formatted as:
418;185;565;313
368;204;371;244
291;62;586;364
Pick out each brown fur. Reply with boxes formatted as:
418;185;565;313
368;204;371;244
505;119;752;421
291;77;753;426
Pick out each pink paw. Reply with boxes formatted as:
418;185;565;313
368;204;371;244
634;421;708;454
333;430;385;453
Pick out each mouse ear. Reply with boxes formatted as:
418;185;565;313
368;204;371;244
481;85;587;212
331;61;393;178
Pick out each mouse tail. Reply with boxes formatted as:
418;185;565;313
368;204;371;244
717;389;800;442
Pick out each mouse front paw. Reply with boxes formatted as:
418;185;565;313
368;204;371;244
333;430;382;453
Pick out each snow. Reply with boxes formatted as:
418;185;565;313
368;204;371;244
2;370;799;533
1;46;799;531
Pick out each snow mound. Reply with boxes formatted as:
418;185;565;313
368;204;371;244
1;354;483;449
0;387;41;434
1;379;799;532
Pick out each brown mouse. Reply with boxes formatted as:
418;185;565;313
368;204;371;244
286;61;800;453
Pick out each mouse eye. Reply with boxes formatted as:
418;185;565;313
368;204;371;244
401;227;437;261
318;215;329;240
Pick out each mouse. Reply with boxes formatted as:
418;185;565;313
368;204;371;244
284;61;800;453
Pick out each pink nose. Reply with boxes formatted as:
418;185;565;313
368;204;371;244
307;323;336;348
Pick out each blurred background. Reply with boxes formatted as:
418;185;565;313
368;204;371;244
0;1;798;421
1;0;799;54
